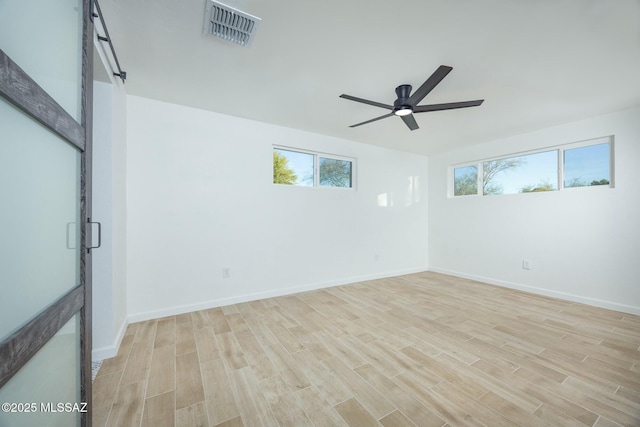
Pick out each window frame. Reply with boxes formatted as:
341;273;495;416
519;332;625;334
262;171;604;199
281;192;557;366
482;148;559;196
558;137;615;190
448;136;613;198
273;145;357;190
452;163;479;197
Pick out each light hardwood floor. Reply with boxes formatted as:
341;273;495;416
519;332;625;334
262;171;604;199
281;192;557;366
92;272;640;427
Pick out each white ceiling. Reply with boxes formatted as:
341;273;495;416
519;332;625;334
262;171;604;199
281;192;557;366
99;0;640;156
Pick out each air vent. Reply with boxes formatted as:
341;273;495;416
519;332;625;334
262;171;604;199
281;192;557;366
203;0;261;47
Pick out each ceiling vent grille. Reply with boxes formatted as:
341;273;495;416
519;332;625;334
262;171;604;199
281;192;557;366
204;0;261;47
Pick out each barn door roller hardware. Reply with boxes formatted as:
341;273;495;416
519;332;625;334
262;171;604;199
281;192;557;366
92;0;127;82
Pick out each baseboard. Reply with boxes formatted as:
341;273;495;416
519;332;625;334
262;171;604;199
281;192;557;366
91;316;129;361
428;267;640;316
127;267;428;324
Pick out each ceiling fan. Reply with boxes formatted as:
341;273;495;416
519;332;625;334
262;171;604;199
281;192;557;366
339;65;484;131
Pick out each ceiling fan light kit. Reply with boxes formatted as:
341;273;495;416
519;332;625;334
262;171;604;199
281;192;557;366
340;65;484;131
395;107;412;116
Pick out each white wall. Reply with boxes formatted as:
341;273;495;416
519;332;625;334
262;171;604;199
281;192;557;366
91;74;128;359
126;96;429;321
428;106;640;314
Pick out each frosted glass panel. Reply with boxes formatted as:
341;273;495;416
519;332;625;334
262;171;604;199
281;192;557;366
0;314;81;427
0;97;81;341
0;0;83;121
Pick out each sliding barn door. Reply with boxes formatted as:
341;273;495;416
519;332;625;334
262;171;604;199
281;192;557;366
0;0;93;426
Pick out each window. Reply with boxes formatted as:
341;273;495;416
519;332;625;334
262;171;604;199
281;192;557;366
273;148;313;186
273;147;355;189
483;150;557;195
450;137;612;197
563;142;611;188
319;157;352;187
453;165;477;196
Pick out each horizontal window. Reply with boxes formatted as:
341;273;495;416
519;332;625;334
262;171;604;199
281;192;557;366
273;147;355;189
319;157;352;188
450;137;613;197
563;142;611;188
483;150;558;195
274;148;313;186
453;165;477;196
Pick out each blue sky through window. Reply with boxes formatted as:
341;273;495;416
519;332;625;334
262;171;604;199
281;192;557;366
275;148;314;186
564;143;610;186
486;150;558;194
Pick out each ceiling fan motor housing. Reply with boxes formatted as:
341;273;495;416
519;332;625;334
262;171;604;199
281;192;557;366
394;85;413;114
395;85;412;102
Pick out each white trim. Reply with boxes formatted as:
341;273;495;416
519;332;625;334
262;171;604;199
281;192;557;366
559;136;614;190
610;135;616;188
428;267;640;316
560;135;612;151
91;317;129;361
127;267;428;323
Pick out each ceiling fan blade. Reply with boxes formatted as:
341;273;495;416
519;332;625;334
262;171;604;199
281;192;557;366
349;112;395;128
340;94;394;110
413;99;484;113
406;65;453;106
401;114;419;131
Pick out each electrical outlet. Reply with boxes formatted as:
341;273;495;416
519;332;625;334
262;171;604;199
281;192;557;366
522;259;531;270
223;267;231;278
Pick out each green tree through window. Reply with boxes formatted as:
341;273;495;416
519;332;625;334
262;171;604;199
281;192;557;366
273;150;297;185
273;148;355;188
453;165;477;196
452;138;611;197
319;158;352;187
482;158;525;195
521;180;556;193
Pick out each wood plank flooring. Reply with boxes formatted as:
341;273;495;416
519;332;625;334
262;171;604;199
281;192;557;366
93;272;640;426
